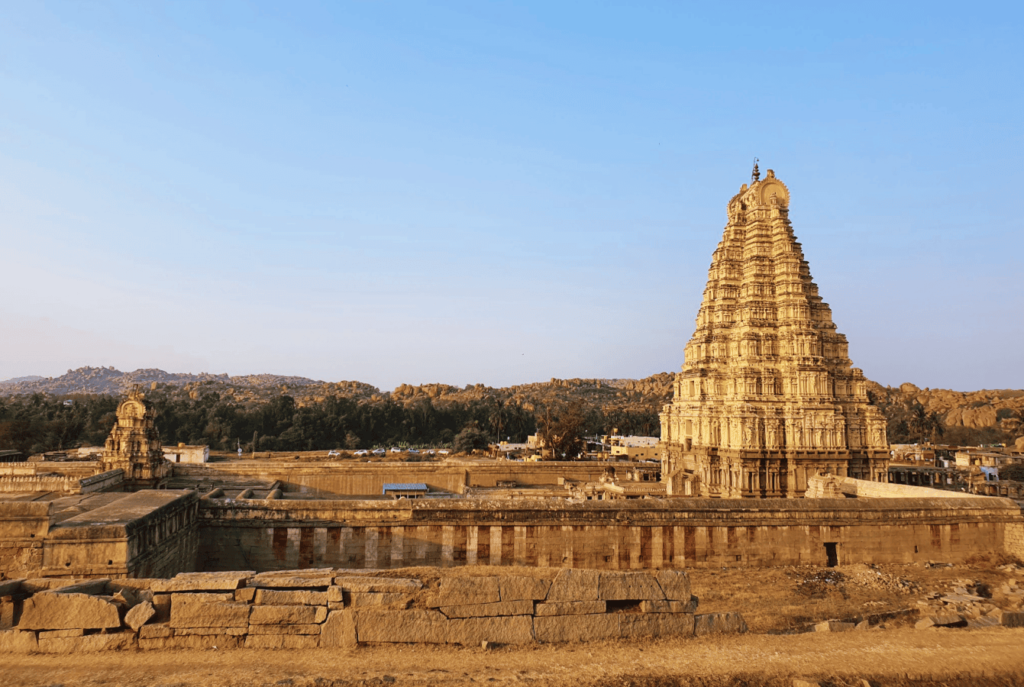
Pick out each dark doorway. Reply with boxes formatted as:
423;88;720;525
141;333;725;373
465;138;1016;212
824;542;838;567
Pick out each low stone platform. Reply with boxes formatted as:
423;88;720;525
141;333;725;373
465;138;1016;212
0;567;749;652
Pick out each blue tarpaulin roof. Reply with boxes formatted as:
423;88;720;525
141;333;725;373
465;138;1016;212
382;483;428;493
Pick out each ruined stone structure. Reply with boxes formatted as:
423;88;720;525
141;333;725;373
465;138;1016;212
661;167;889;498
101;387;169;486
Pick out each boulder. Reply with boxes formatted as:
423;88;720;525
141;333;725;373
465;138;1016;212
448;616;535;645
599;572;664;601
253;589;328;606
320;610;357;648
125;601;156;631
19;592;121;630
356;609;448;644
151;572;253;593
620;612;695;638
498;576;551;601
546;569;600;602
437;577;500;606
534;601;606;617
250;605;317;625
534;613;620;643
693;613;748;636
333;577;423;593
439;600;533;618
656;570;692;601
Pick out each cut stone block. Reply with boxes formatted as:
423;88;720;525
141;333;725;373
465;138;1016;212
171;592;235;606
0;579;24;596
173;627;247;636
314;607;328;623
599;572;664;601
693;613;748;636
439;599;533;618
546;569;600;603
348;592;413;609
535;601;606;617
245;634;319;649
813;620;855;633
250;605;316;625
333;577;423;593
39;629;84;638
250;576;333;589
499;576;551;601
999;611;1024;628
248;623;321;635
140;624;172;639
48;579;110;596
164;634;243;650
448;616;535;645
437;577;500;606
234;588;257;603
320;610;357;648
19;592;121;630
356;609;448;644
640;598;697;614
125;600;156;631
0;629;37;653
966;616;1000;629
535;613;620;643
151;572;253;593
169;601;251;629
254;589;328;606
621;612;695;638
916;613;966;629
38;631;137;653
656;571;692;601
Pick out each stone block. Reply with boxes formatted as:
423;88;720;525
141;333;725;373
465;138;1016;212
125;600;156;631
333;576;423;593
966;616;1000;629
328;602;345;611
0;630;37;653
245;634;320;649
348;592;412;609
915;613;966;629
251;576;334;589
0;579;24;596
813;620;855;633
169;601;251;629
320;610;357;648
499;576;551;601
693;613;748;636
151;572;253;593
250;605;316;625
546;569;600;603
448;616;535;645
234;587;257;603
356;609;448;644
152;594;171;622
439;600;534;619
640;598;697;614
171;592;235;606
999;611;1024;628
534;601;606;617
656;570;692;601
173;627;247;636
621;612;695;638
253;589;327;606
140;624;172;639
535;614;620;643
248;623;321;635
39;629;84;638
437;577;500;606
165;634;243;650
327;586;344;603
315;607;328;624
38;631;137;653
599;572;664;601
19;592;121;630
139;638;168;650
48;579;110;596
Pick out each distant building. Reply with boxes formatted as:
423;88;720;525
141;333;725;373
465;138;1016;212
163;444;209;464
605;435;660;462
382;483;429;498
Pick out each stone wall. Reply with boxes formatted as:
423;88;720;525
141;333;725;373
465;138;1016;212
1006;521;1024;561
807;474;991;500
0;567;746;653
197;496;1023;572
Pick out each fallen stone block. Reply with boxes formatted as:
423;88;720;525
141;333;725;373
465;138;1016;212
245;634;319;649
499;576;551;601
169;601;251;629
125;601;156;631
966;616;1000;629
333;576;423;594
693;613;748;636
915;613;966;629
356;609;448;644
437;577;500;606
656;570;692;601
320;610;357;648
640;598;697;614
999;611;1024;628
348;592;413;609
535;613;620;643
439;600;533;619
250;576;333;589
448;615;535;645
813;620;856;633
599;572;664;601
38;631;137;654
19;592;121;630
248;623;321;635
253;589;328;606
47;579;110;596
39;629;84;639
546;569;600;603
534;601;606;617
0;630;38;653
621;612;695;639
151;572;253;593
139;624;172;639
250;605;317;625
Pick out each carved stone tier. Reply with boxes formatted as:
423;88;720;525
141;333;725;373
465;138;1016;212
660;169;889;498
101;387;169;487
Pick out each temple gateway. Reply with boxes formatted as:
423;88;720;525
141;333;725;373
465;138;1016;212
660;166;889;498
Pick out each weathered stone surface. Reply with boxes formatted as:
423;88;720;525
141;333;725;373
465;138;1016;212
171;592;235;605
250;576;333;589
499;576;551;601
356;609;448;644
546;569;600;602
234;587;257;603
439;600;534;618
599;572;664;601
169;600;251;629
250;604;316;625
966;616;1000;629
915;613;966;629
813;620;855;633
39;629;84;638
320;610;357;648
534;601;606;617
161;634;243;650
655;571;692;601
151;572;253;593
999;611;1024;628
314;607;328;623
253;589;327;606
39;631;137;653
19;592;121;630
535;614;620;643
349;592;413;609
448;616;535;645
640;598;697;614
125;600;156;631
173;627;247;636
327;586;344;603
140;624;172;639
621;612;695;638
245;634;319;649
333;576;423;593
693;612;748;636
248;623;321;635
0;579;24;596
0;630;38;653
49;579;110;596
437;577;500;606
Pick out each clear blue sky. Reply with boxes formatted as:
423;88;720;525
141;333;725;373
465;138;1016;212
1;1;1021;392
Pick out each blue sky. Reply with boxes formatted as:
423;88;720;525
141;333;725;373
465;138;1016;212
1;1;1022;392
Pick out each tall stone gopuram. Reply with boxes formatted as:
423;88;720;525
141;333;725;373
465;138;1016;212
660;166;889;498
101;386;169;487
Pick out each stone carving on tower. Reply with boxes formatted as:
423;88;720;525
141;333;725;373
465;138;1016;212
660;168;889;498
101;386;169;486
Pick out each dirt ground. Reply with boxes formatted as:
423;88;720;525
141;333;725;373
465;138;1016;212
6;561;1024;687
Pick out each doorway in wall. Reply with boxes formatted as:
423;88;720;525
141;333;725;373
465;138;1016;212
824;542;838;567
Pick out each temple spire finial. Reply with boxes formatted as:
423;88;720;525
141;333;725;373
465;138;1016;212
751;158;760;183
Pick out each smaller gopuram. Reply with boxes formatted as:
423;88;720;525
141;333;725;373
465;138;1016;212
101;386;169;487
660;165;889;498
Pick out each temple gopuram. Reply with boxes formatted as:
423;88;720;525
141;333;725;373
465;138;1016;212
100;386;170;487
660;166;889;498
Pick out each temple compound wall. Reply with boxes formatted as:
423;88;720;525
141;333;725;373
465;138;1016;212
196;496;1022;573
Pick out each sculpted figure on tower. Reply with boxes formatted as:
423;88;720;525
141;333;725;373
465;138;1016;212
660;168;889;498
